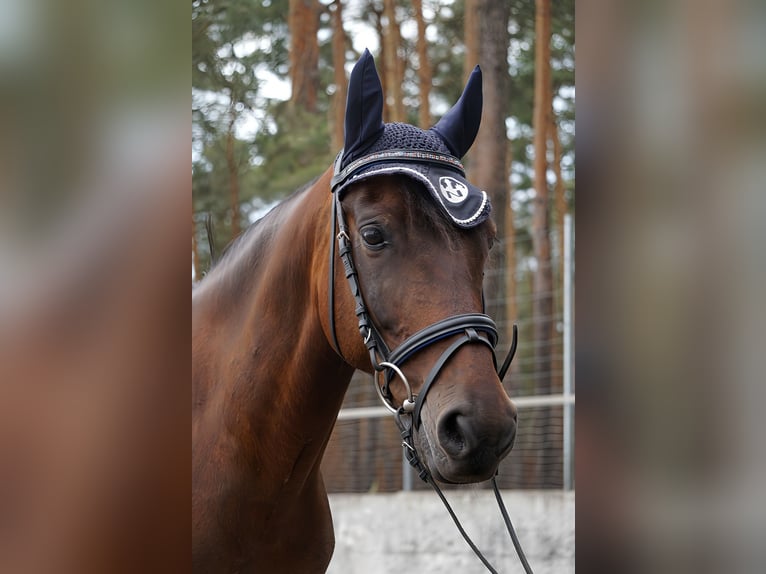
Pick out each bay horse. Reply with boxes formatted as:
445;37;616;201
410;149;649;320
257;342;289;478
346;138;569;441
192;50;518;573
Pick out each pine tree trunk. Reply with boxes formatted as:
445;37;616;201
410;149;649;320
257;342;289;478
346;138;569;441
550;114;566;392
505;146;518;356
288;0;320;112
412;0;431;128
382;0;405;122
463;0;479;77
369;6;388;122
532;0;553;395
331;0;348;151
463;0;480;177
532;0;557;487
551;116;566;285
470;0;511;341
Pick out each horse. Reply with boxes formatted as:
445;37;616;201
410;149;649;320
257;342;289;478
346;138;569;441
192;50;519;573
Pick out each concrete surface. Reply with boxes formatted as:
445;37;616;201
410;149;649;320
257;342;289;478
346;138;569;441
326;490;574;574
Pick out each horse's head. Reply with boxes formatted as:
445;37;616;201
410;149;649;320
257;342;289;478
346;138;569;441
326;50;517;484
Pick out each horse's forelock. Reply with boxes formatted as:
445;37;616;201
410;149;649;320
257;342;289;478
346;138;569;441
396;177;491;250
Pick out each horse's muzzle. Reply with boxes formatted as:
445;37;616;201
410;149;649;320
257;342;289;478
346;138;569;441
429;401;518;483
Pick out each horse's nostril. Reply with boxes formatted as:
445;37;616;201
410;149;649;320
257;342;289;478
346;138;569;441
437;410;468;458
436;407;517;462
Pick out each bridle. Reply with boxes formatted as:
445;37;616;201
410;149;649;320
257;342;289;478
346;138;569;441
327;187;534;574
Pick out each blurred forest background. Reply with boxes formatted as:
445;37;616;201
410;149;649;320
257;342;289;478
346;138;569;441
192;0;574;490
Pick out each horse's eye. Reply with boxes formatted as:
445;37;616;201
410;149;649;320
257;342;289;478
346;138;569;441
360;226;386;249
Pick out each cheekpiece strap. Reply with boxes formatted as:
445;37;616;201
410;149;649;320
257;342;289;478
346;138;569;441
333;193;391;366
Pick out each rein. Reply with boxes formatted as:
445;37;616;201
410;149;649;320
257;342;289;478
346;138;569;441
328;193;533;574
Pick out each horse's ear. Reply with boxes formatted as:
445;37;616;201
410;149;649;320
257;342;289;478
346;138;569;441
431;66;483;158
343;49;384;161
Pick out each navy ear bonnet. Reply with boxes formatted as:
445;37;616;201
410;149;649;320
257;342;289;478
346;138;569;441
331;49;491;229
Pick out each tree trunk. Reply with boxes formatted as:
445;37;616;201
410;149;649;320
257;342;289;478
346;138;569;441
532;0;557;487
463;0;480;176
288;0;320;112
463;0;479;77
412;0;431;128
532;0;553;395
550;115;566;285
382;0;405;122
504;146;518;356
330;0;348;151
470;0;511;342
368;6;387;122
550;114;566;392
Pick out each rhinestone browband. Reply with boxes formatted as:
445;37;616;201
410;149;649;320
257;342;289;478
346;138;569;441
331;148;465;192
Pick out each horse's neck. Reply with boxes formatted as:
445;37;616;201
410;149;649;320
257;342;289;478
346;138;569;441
193;171;353;487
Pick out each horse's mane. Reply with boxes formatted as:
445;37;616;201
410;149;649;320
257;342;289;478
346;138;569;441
209;177;319;271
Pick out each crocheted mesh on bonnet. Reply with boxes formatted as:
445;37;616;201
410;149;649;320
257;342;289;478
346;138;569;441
364;123;452;157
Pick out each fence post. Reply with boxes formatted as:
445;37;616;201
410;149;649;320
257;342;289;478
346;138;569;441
402;453;413;491
563;213;574;490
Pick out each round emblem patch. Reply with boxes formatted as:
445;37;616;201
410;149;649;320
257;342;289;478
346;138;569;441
438;176;469;204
